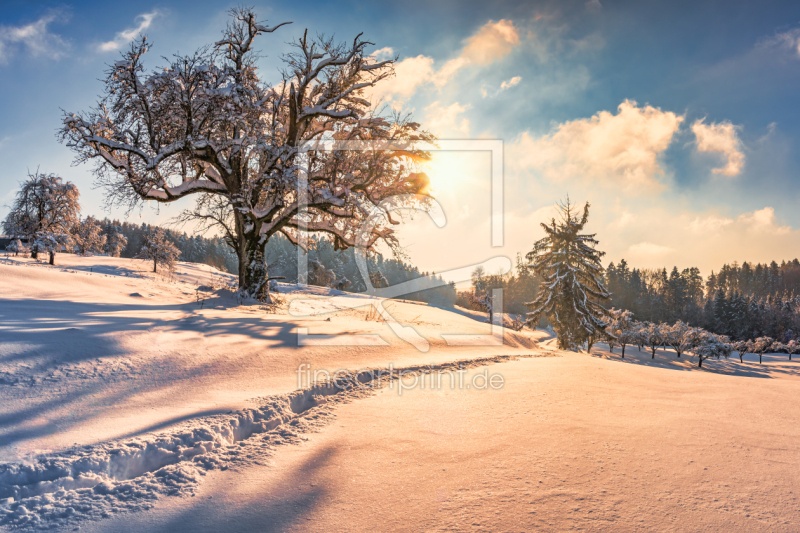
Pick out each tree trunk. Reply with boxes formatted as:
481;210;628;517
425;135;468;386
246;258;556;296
651;346;656;358
698;356;703;368
621;344;626;359
759;353;762;364
31;249;37;259
153;258;157;273
239;230;271;303
49;252;55;265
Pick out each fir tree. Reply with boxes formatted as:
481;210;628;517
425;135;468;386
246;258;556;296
525;199;611;350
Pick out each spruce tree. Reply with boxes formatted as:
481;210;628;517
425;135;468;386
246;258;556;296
525;199;611;350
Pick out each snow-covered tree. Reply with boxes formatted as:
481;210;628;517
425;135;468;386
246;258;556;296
693;332;732;368
103;223;128;257
2;171;80;259
751;336;774;364
606;308;635;358
732;339;750;363
470;291;495;325
308;259;337;287
6;239;24;256
369;270;389;289
665;321;700;358
525;199;611;350
642;322;668;359
785;339;800;361
136;228;180;273
60;8;434;302
71;216;107;255
32;233;74;265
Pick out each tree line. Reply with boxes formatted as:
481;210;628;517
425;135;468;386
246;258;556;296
606;259;800;342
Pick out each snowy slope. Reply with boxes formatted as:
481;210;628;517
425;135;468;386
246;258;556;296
4;253;800;531
0;254;545;529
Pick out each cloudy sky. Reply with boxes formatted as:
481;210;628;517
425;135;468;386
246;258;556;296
2;0;800;279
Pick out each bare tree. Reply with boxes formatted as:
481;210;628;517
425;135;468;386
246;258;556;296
136;228;180;273
60;8;433;302
2;171;80;259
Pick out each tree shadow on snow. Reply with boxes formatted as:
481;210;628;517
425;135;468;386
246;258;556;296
151;445;336;533
0;297;306;453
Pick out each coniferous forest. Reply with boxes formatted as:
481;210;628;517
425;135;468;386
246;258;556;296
105;215;800;340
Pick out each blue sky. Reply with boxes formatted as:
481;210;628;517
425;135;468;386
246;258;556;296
2;0;800;275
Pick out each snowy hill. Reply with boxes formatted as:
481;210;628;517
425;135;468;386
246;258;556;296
3;254;800;532
0;254;544;527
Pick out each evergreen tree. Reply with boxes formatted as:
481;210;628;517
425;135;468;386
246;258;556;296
525;199;611;350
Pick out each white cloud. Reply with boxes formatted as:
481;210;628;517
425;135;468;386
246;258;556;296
758;28;800;58
611;211;635;229
369;55;435;106
688;214;733;233
629;242;674;256
510;100;684;192
459;19;520;65
501;76;522;90
370;47;394;61
99;11;159;52
482;76;522;98
737;207;791;235
691;119;745;176
423;101;470;135
368;19;520;106
0;12;68;64
586;0;603;13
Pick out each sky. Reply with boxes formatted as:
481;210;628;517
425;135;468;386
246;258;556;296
2;0;800;280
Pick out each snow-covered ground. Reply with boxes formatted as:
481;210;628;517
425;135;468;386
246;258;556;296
2;253;800;531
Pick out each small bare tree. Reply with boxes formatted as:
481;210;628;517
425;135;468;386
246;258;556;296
60;8;434;302
136;228;180;273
